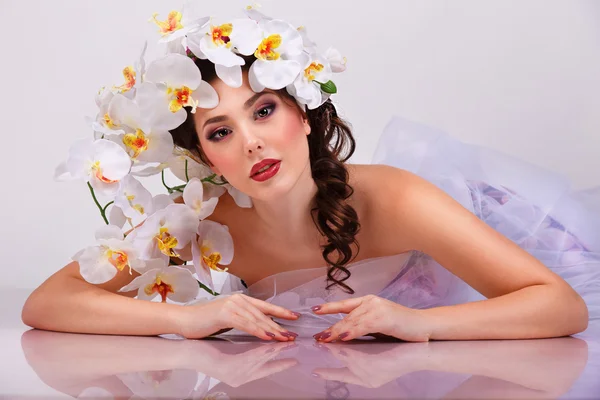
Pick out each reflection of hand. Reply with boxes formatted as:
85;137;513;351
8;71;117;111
312;295;431;342
185;340;299;387
312;341;431;387
312;337;588;397
21;329;298;399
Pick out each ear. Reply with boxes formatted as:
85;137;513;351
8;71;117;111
301;114;311;136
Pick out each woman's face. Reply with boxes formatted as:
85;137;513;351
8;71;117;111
193;71;312;201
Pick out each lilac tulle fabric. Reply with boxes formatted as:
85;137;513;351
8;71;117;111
208;116;600;337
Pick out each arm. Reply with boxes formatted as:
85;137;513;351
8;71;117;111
21;260;185;336
373;166;588;340
22;202;191;336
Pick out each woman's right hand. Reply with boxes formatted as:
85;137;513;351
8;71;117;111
176;293;300;341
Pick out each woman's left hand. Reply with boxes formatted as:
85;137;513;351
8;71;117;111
311;295;432;342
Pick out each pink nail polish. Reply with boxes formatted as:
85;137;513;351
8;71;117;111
266;332;276;338
292;311;302;317
311;305;321;312
338;332;349;340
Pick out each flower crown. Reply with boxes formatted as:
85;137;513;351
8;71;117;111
54;4;347;304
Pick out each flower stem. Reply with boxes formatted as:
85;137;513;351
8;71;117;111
87;182;109;225
198;280;219;296
185;159;190;182
161;169;173;194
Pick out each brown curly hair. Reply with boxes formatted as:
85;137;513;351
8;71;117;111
169;55;361;294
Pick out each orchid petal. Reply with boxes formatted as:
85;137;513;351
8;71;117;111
191;80;219;109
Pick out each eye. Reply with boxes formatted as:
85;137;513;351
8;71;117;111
255;104;275;119
208;128;231;141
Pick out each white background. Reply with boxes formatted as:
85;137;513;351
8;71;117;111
1;0;599;289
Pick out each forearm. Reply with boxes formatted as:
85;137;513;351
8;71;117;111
420;283;588;340
22;276;184;336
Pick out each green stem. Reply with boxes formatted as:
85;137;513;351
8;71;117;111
161;169;173;194
198;280;219;296
102;200;114;214
87;182;109;225
185;159;190;182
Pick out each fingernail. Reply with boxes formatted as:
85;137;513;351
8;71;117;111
338;332;349;340
311;305;322;312
292;311;302;317
281;331;298;338
316;332;331;341
266;332;276;338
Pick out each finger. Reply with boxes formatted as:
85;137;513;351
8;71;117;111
311;296;366;315
245;296;301;320
230;308;288;341
315;309;370;343
237;297;297;341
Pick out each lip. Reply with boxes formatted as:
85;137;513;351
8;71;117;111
250;161;281;182
250;158;281;177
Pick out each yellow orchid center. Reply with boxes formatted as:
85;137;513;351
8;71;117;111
106;249;130;272
210;23;233;47
91;161;118;184
103;113;118;129
201;243;228;272
166;86;198;113
113;66;136;93
123;129;149;159
155;227;179;257
304;62;324;82
254;34;282;61
150;11;183;35
144;276;174;303
125;194;145;215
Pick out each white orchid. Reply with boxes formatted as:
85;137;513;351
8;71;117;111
297;25;317;52
244;3;271;23
118;265;199;303
248;19;305;91
183;177;219;219
168;153;212;182
192;220;234;291
112;41;148;96
56;138;132;196
103;93;175;164
91;89;127;137
114;175;154;224
288;52;333;110
139;54;218;132
186;18;263;88
149;7;209;44
72;225;145;284
130;203;199;263
325;46;347;73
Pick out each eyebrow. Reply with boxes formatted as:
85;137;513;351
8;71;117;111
201;92;271;129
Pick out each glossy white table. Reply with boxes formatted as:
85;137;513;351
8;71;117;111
3;288;600;399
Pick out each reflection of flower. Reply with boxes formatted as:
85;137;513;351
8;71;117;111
117;368;200;399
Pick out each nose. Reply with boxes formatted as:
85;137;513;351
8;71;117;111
241;127;265;155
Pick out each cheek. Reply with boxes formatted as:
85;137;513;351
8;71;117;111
276;111;307;146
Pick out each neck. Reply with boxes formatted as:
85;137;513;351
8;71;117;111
250;160;320;244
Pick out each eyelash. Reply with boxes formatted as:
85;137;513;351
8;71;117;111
207;104;276;142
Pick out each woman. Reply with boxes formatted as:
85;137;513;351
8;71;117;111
22;8;599;343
